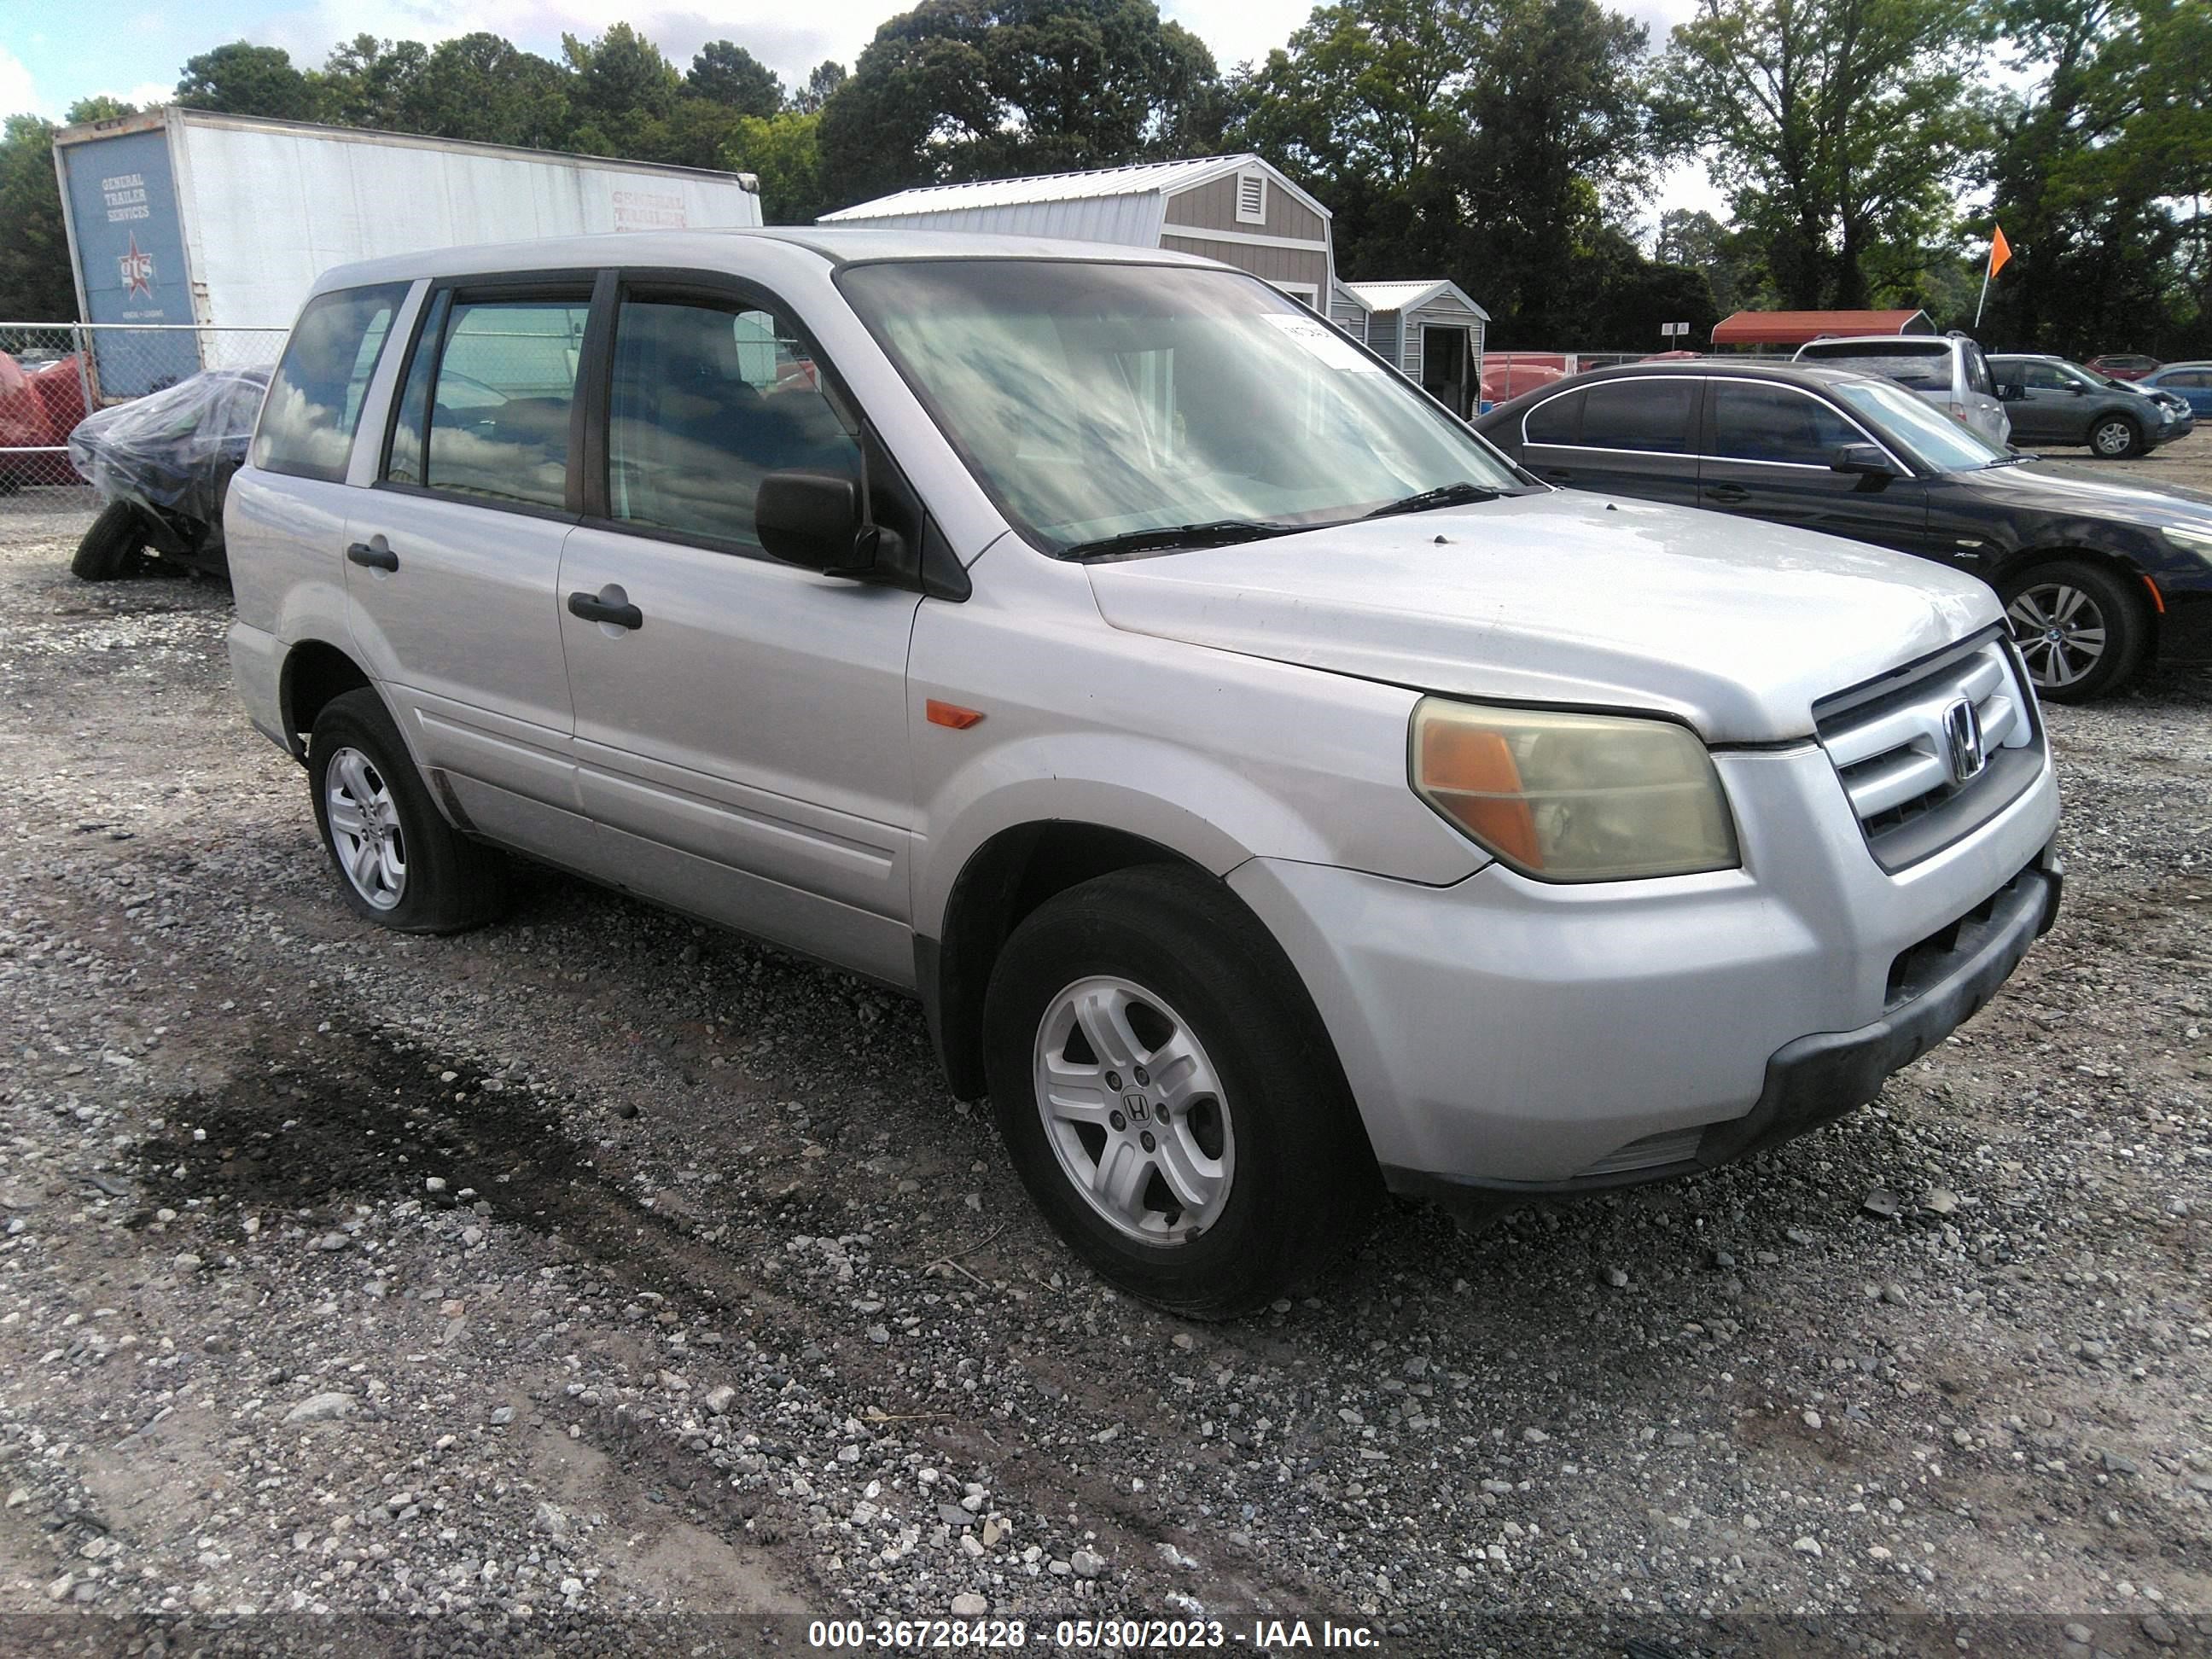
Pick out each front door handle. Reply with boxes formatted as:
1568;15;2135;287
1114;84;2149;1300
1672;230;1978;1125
346;541;399;572
568;587;643;631
1703;483;1751;504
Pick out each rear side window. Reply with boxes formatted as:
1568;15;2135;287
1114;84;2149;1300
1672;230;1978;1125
1709;383;1864;465
252;282;408;482
1523;390;1581;445
422;298;591;509
1578;380;1696;452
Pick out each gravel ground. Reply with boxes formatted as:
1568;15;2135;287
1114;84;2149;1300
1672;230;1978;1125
0;467;2208;1658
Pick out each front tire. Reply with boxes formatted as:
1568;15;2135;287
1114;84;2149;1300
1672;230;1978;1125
2088;415;2142;457
307;689;509;932
2001;559;2147;701
72;500;147;581
982;864;1378;1317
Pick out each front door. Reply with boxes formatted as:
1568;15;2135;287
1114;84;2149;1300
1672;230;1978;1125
1422;326;1470;417
1696;379;1930;553
344;282;593;859
556;282;922;986
2004;358;2081;445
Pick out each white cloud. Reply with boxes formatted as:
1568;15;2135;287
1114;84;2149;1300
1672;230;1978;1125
1;44;43;117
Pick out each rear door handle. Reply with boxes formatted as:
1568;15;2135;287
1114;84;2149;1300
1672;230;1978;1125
568;588;643;631
1703;484;1750;504
346;542;399;572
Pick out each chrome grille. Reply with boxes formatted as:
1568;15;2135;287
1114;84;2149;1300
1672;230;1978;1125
1814;632;2043;872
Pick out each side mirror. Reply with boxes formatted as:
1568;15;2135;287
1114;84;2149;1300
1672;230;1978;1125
2066;381;2088;395
755;470;878;577
1997;382;2027;403
1832;443;1901;479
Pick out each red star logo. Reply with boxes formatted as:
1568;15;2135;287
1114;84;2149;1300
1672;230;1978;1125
119;234;154;299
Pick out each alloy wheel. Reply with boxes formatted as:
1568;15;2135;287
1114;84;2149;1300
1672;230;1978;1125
2090;418;2135;457
2006;583;2107;691
324;746;408;910
1032;975;1235;1246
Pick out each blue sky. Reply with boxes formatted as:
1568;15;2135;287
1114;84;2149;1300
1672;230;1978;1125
0;0;1723;215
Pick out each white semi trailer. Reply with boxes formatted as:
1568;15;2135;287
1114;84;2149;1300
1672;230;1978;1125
52;108;762;395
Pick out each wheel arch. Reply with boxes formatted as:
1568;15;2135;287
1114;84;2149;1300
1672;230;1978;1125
280;637;376;760
1994;549;2162;689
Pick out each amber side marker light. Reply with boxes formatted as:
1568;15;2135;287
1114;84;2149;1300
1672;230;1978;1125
926;700;985;730
2142;574;2165;614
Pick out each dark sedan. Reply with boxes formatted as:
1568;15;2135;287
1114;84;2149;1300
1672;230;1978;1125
1987;353;2184;456
1472;361;2212;700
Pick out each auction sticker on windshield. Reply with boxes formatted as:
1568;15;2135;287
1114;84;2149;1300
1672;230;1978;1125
1259;311;1382;373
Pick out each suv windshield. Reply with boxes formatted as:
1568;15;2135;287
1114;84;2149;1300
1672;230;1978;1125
838;259;1524;555
1832;378;2012;471
1797;341;1951;391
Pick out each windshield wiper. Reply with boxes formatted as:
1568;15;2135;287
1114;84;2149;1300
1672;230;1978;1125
1060;520;1300;561
1365;481;1504;519
1982;453;2036;468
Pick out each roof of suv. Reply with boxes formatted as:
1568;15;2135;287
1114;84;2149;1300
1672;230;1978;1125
313;226;1230;294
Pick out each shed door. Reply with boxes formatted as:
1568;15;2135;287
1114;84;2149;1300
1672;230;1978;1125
1422;325;1471;418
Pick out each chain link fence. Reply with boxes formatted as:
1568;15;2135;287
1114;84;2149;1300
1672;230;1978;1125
1;322;287;513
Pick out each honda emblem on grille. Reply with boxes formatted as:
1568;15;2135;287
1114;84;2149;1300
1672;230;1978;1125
1942;698;1987;785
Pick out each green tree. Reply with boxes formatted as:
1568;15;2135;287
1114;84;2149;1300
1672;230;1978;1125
687;41;783;116
0;116;75;320
728;111;833;222
562;23;680;155
1658;0;1991;310
397;33;571;149
320;34;430;131
175;41;321;119
792;61;848;114
1655;208;1763;313
818;0;1223;207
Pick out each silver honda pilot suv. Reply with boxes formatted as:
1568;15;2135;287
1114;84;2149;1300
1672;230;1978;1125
225;230;2062;1315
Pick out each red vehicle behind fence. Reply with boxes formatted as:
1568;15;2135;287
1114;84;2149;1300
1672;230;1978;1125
0;352;90;487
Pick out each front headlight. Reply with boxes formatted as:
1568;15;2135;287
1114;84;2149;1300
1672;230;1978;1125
1410;698;1740;882
2162;522;2212;562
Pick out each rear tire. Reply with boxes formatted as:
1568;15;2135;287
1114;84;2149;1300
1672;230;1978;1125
2088;415;2142;458
307;688;509;933
982;864;1379;1318
72;500;147;581
2001;559;2146;702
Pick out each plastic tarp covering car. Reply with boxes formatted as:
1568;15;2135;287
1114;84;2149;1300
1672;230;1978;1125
68;369;270;521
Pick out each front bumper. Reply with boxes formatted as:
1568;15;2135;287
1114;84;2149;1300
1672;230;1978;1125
1229;741;2061;1191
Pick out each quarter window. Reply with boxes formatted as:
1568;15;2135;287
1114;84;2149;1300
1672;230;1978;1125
1577;380;1695;453
606;297;859;546
1709;383;1864;465
252;282;408;482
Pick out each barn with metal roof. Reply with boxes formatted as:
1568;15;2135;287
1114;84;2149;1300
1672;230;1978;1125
1331;279;1491;418
819;154;1336;311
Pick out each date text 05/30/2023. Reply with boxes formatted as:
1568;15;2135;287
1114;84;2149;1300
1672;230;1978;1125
806;1617;1382;1650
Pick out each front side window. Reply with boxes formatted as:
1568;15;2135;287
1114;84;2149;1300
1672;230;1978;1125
2016;360;2069;391
1577;379;1695;453
419;297;590;509
1708;382;1862;465
606;296;859;545
1832;378;2008;471
252;282;408;481
838;260;1524;555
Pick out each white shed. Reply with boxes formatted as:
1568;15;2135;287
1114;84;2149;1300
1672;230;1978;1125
820;154;1335;309
1337;279;1490;419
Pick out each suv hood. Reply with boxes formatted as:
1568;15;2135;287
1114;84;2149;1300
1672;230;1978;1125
1085;492;2001;744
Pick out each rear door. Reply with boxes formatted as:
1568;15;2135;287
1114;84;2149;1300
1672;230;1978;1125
1515;375;1703;506
554;274;923;986
1695;378;1931;554
343;275;595;864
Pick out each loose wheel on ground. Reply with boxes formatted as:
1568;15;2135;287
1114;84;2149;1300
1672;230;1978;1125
982;863;1378;1318
2001;559;2147;701
307;688;509;933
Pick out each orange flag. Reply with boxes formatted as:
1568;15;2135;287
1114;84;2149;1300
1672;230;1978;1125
1988;225;2012;277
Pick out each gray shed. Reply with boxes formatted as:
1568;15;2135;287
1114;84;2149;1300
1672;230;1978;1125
819;154;1334;308
1334;279;1490;418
